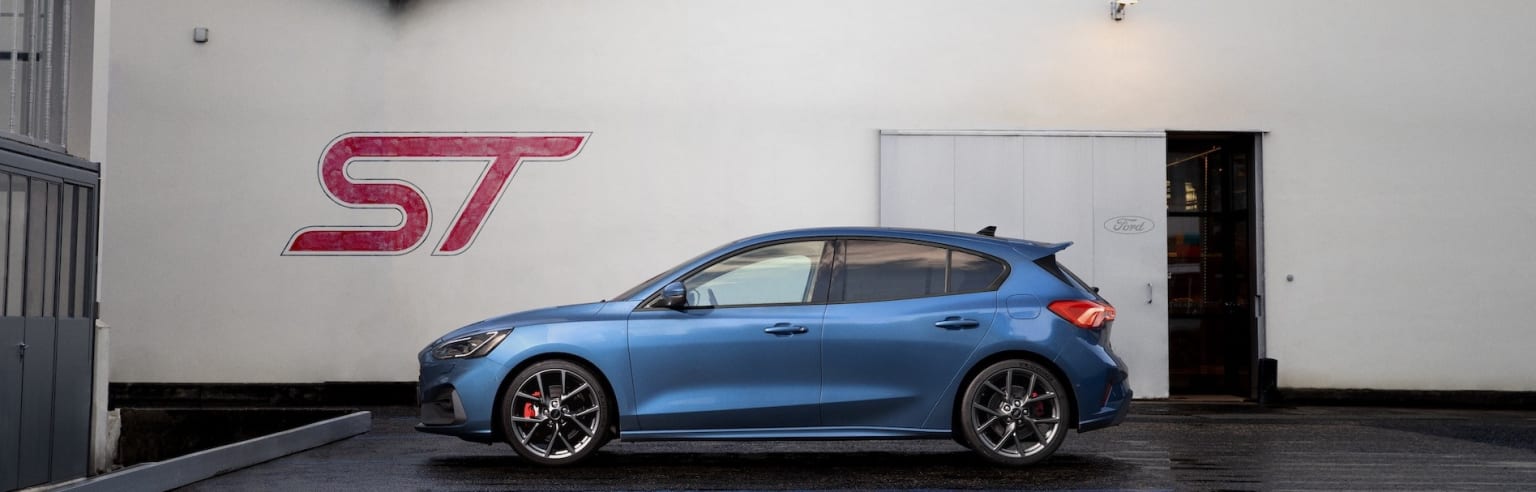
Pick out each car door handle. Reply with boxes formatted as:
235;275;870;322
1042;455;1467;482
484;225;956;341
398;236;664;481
934;317;980;329
764;323;809;335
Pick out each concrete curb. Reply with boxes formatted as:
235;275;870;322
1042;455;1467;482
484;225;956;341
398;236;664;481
57;411;371;492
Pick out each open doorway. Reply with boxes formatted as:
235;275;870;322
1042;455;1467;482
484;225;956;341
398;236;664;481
1166;132;1262;398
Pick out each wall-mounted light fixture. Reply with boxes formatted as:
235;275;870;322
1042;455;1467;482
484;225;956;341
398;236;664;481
1111;0;1138;21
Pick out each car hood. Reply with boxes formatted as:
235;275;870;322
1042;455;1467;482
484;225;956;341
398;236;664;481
432;301;607;344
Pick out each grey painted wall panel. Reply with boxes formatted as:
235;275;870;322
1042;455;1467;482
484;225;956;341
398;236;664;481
879;135;954;230
0;319;23;491
1091;136;1170;397
51;319;93;480
952;136;1024;239
1020;136;1096;282
17;318;55;488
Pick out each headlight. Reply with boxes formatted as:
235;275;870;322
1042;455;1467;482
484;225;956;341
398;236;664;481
431;330;509;360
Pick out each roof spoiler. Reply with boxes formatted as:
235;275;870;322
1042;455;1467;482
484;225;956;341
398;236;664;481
1040;241;1072;255
1012;239;1072;260
973;225;1071;258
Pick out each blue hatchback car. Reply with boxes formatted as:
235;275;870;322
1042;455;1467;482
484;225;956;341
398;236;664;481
418;227;1130;466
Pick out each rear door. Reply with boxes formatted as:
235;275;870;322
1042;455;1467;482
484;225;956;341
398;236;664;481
819;239;1004;428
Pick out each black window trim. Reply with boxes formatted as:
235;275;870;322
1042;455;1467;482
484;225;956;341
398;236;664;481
637;235;1013;310
827;237;1011;305
637;238;837;311
1032;254;1102;301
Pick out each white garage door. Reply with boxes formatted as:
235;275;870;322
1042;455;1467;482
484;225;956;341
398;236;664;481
879;130;1169;398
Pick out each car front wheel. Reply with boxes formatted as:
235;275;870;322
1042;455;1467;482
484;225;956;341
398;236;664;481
959;359;1070;465
500;360;612;466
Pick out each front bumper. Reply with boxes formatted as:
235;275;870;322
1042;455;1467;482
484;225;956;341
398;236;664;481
414;348;505;443
419;386;467;426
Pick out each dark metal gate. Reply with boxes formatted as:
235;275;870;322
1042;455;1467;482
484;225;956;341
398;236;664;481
0;138;98;491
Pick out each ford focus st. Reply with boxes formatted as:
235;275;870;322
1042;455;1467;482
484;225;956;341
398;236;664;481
417;227;1130;466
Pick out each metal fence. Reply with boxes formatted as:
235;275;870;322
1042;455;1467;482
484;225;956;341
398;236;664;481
0;136;97;490
0;0;70;150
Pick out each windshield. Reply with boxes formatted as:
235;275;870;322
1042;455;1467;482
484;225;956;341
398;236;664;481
609;240;737;301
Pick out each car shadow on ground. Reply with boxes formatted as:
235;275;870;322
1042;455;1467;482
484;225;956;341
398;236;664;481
423;451;1138;489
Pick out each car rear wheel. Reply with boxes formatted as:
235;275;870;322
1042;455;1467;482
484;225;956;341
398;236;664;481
959;359;1070;465
500;360;611;466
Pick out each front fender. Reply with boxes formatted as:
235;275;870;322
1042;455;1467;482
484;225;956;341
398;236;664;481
482;319;636;430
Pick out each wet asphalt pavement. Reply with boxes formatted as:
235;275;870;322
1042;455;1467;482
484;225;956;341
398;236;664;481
180;403;1536;491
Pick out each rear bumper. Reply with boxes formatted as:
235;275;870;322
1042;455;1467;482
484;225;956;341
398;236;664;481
1060;340;1132;433
1079;385;1131;432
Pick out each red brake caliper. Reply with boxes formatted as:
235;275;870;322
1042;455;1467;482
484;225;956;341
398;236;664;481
1031;391;1045;417
523;391;542;418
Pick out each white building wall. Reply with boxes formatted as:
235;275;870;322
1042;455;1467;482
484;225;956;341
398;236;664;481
101;0;1536;390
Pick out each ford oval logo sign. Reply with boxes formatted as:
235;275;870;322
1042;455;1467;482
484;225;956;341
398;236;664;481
1104;216;1155;234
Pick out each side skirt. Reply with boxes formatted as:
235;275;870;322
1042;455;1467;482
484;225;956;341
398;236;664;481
619;426;951;442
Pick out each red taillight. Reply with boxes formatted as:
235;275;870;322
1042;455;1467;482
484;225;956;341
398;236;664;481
1048;299;1116;329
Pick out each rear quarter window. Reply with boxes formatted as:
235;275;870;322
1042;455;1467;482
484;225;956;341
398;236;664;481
949;250;1005;293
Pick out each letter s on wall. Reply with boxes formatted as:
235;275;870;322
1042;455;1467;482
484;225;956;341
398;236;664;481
283;133;590;256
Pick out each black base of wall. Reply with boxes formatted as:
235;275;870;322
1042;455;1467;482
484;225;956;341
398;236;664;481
1280;388;1536;410
110;383;1536;410
110;382;417;408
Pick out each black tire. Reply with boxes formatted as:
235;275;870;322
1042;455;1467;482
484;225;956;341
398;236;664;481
499;360;612;466
958;359;1071;466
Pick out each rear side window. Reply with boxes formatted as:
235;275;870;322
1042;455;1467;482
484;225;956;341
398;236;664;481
842;240;946;302
840;240;1008;302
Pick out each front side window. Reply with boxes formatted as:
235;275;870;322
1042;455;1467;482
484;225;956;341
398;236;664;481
682;241;827;307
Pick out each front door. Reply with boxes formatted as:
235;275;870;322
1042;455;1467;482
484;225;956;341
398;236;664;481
626;240;830;430
1166;133;1259;397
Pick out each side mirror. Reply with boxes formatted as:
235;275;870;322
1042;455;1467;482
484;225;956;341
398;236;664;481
660;281;687;309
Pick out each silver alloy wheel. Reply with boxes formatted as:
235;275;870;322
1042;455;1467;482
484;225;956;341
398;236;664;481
507;368;603;461
968;365;1063;459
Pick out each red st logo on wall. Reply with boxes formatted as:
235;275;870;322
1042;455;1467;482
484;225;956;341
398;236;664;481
283;133;589;256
